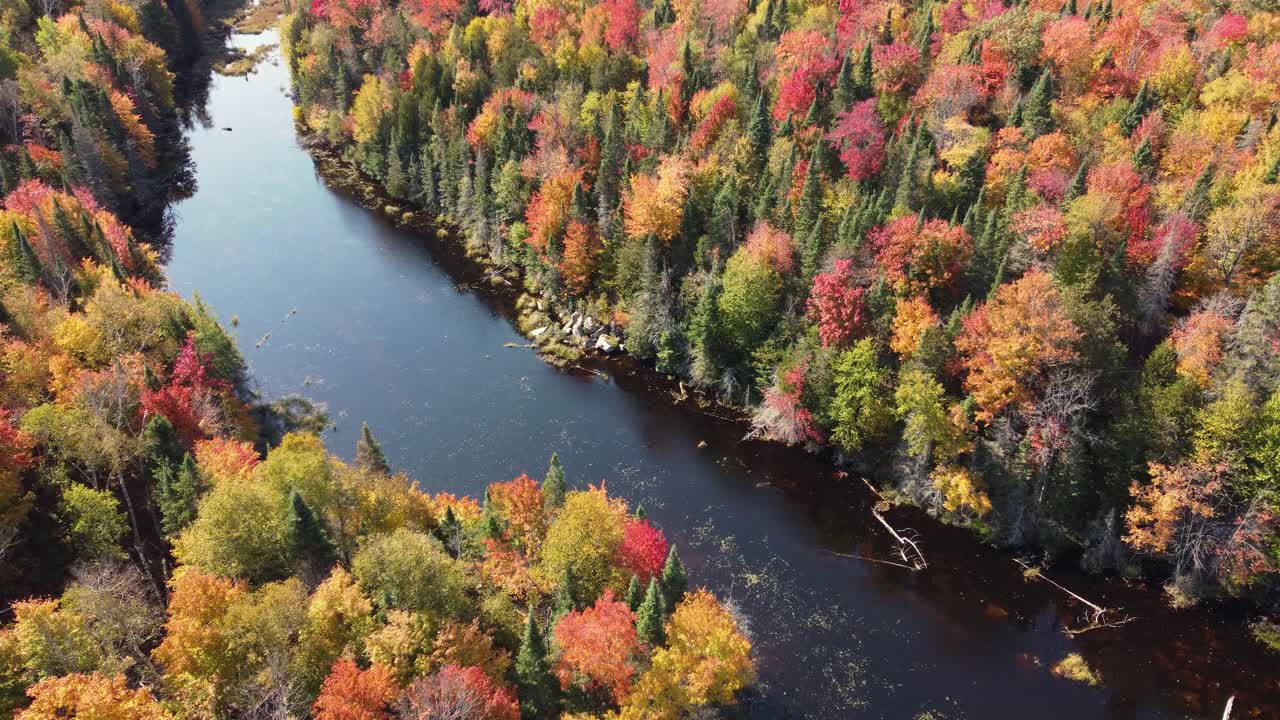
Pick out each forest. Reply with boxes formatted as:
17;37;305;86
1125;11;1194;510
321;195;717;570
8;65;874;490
0;2;755;720
280;0;1280;609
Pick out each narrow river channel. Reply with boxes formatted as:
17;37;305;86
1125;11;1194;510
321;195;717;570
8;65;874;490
162;31;1278;719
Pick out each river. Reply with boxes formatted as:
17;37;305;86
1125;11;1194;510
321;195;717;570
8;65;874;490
162;31;1278;719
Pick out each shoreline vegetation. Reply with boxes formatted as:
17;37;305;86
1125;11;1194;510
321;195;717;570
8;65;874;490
0;3;755;720
276;0;1280;624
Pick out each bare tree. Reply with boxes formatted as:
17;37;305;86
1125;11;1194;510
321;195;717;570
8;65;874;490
401;671;483;720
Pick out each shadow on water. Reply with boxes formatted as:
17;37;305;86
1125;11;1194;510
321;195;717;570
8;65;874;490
164;34;1279;720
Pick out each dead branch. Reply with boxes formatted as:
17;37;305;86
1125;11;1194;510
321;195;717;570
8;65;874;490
824;550;918;571
1014;558;1139;635
1222;695;1234;720
860;478;927;570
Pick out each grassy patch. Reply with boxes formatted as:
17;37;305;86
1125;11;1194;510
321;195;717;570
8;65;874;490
1050;653;1100;686
212;43;277;76
231;0;291;33
1250;619;1280;653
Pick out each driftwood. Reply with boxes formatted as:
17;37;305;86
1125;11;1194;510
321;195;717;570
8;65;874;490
1221;695;1234;720
825;550;918;571
860;478;928;571
1014;558;1138;636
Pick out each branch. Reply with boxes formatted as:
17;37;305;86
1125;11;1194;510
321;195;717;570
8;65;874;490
860;478;927;570
824;550;917;571
1014;558;1138;634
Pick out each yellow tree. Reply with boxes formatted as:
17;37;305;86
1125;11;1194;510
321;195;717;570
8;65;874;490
17;674;172;720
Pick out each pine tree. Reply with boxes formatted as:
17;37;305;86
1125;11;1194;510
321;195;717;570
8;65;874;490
158;453;204;538
833;50;855;111
660;545;688;607
356;422;390;474
636;578;667;645
1120;80;1153;136
288;489;338;574
1021;69;1054;137
625;574;643;610
9;221;42;284
1132;138;1154;178
554;565;579;618
542;453;567;510
1263;154;1280;185
854;43;874;101
797;143;824;236
748;91;771;161
515;612;557;717
51;199;87;259
1063;160;1088;205
1181;162;1215;224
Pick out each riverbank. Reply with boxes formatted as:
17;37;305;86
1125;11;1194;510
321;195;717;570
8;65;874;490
164;34;1280;716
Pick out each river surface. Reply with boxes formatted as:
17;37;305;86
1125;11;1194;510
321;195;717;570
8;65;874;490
163;31;1278;720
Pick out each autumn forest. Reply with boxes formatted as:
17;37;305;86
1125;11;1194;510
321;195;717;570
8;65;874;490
2;0;1280;716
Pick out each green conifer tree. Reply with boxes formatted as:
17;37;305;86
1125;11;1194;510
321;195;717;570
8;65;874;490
660;545;688;607
636;578;667;645
515;612;557;718
157;453;204;538
356;421;391;474
543;453;567;510
625;574;643;610
288;489;338;575
9;221;42;284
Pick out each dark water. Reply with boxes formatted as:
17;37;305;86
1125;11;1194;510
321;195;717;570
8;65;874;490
165;33;1278;720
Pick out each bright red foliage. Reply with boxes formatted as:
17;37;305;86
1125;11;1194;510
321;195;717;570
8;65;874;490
618;518;668;581
826;99;886;181
807;259;867;348
554;590;639;702
773;31;839;121
602;0;642;51
0;410;35;476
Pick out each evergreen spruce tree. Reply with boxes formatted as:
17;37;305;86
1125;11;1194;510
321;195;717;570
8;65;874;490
356;421;390;474
157;453;204;538
1120;80;1153;136
797;143;824;236
515;612;557;718
543;452;567;509
748;91;771;161
833;50;855;111
1132;138;1154;178
0;153;14;196
1063;160;1088;205
854;43;874;100
636;578;667;645
625;574;643;610
1265;154;1280;185
554;565;580;618
288;489;338;575
51;199;87;259
10;221;42;284
633;503;646;521
1021;69;1054;137
1181;162;1215;224
660;545;688;607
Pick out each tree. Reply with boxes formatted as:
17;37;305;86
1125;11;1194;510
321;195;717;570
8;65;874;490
717;245;782;355
351;529;472;617
830;339;893;452
312;659;398;720
538;487;627;602
9;221;42;285
659;545;687;607
1021;69;1054;137
174;480;291;584
288;490;338;581
59;485;127;563
620;590;754;719
552;591;639;703
635;578;665;645
826;99;886;181
401;665;518;720
514;613;556;718
17;674;172;720
542;453;566;510
356;422;390;474
955;270;1081;422
618;518;668;582
808;259;868;348
623;156;689;243
871;217;974;294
